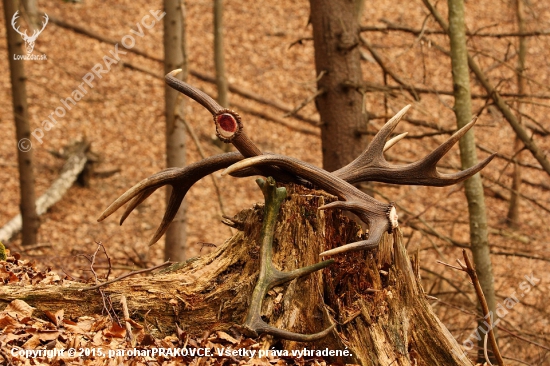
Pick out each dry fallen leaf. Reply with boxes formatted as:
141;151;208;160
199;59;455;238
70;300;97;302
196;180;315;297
4;299;35;318
216;330;238;344
103;322;126;338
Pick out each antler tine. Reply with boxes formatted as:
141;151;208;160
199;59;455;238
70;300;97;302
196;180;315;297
166;69;224;115
223;156;398;257
148;190;186;246
97;167;182;222
119;188;156;225
334;105;411;179
383;132;408;152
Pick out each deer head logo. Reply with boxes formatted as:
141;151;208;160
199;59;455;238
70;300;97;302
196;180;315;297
11;11;48;54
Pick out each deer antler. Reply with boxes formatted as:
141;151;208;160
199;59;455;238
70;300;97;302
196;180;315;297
102;74;495;253
222;106;495;256
166;70;263;157
98;152;257;245
333;105;496;186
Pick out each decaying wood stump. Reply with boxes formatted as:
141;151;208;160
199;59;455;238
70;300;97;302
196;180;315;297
0;184;472;365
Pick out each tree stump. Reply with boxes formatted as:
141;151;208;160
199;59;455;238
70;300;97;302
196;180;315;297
0;184;472;365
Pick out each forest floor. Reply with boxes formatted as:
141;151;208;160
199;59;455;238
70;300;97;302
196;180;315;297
1;0;549;365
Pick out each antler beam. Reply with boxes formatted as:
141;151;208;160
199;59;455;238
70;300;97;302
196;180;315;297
223;156;398;257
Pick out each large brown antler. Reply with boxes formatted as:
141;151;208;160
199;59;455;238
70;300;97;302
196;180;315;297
333;105;495;186
165;70;263;157
100;74;494;253
221;106;495;256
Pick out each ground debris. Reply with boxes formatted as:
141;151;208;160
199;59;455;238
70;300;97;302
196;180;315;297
1;254;339;366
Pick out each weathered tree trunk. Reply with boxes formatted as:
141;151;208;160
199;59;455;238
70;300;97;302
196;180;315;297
446;0;498;361
163;0;187;261
3;0;40;245
1;185;472;365
309;0;368;171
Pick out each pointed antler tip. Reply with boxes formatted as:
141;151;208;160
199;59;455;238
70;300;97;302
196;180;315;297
169;69;183;76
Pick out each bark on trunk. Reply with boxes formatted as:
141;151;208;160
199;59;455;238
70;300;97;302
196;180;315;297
214;0;229;109
21;0;38;31
163;0;187;261
3;0;39;246
309;0;368;171
446;0;498;361
1;185;473;365
507;0;526;228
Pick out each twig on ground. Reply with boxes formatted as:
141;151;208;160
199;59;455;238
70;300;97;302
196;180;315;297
121;295;134;343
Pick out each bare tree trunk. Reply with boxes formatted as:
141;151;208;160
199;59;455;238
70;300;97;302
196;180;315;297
309;0;368;171
20;0;38;31
0;185;474;365
163;0;187;261
3;0;39;246
213;0;229;108
446;0;498;361
507;0;526;228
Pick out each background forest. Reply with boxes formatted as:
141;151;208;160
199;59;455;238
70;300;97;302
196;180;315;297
1;0;549;365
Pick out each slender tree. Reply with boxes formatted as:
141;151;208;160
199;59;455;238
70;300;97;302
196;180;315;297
309;0;368;171
21;0;39;31
447;0;498;361
213;0;229;108
507;0;527;228
3;0;39;245
163;0;187;261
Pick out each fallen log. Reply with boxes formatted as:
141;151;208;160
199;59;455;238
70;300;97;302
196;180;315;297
0;141;90;244
0;184;472;365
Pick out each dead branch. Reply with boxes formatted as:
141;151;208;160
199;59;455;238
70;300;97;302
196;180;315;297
283;88;326;117
359;36;420;101
81;261;171;291
360;23;550;38
459;251;505;365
